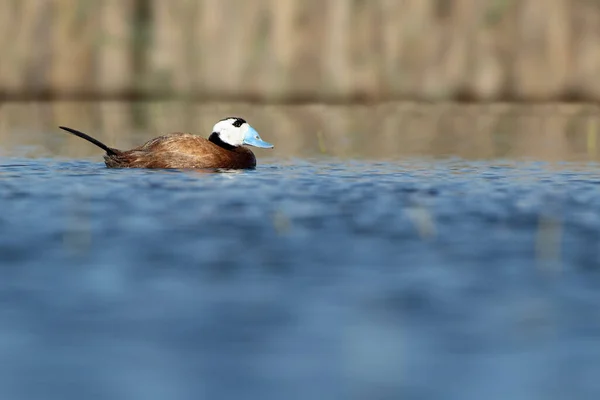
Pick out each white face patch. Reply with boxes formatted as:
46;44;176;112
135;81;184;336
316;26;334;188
212;118;249;147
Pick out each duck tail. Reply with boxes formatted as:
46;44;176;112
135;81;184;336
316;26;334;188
59;126;119;156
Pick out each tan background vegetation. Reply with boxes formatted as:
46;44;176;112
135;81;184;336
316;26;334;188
1;0;600;102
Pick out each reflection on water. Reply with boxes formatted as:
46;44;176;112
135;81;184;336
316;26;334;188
2;101;600;161
1;102;600;399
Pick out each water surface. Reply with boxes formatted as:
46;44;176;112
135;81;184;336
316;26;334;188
2;102;600;399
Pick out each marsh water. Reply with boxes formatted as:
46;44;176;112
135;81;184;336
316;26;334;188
2;102;600;399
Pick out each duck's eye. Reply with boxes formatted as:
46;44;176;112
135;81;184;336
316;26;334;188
255;135;259;139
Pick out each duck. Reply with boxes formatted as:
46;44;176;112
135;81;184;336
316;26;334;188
59;117;273;169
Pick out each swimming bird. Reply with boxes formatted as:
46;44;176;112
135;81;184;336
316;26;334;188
59;117;273;169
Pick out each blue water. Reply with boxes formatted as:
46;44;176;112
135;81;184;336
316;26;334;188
2;157;600;399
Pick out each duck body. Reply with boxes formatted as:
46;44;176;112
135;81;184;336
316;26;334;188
103;132;257;169
59;117;273;170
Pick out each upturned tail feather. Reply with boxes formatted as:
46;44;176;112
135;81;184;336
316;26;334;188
59;126;119;156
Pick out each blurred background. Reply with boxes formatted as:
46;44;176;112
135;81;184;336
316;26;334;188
2;0;600;102
0;0;600;161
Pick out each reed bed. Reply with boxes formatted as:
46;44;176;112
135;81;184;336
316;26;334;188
0;0;599;101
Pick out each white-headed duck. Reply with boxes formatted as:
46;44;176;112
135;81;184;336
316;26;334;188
59;117;273;169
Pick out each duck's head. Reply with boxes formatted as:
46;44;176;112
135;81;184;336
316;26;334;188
210;117;274;149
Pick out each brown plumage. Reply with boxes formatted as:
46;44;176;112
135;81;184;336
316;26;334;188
59;125;266;170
